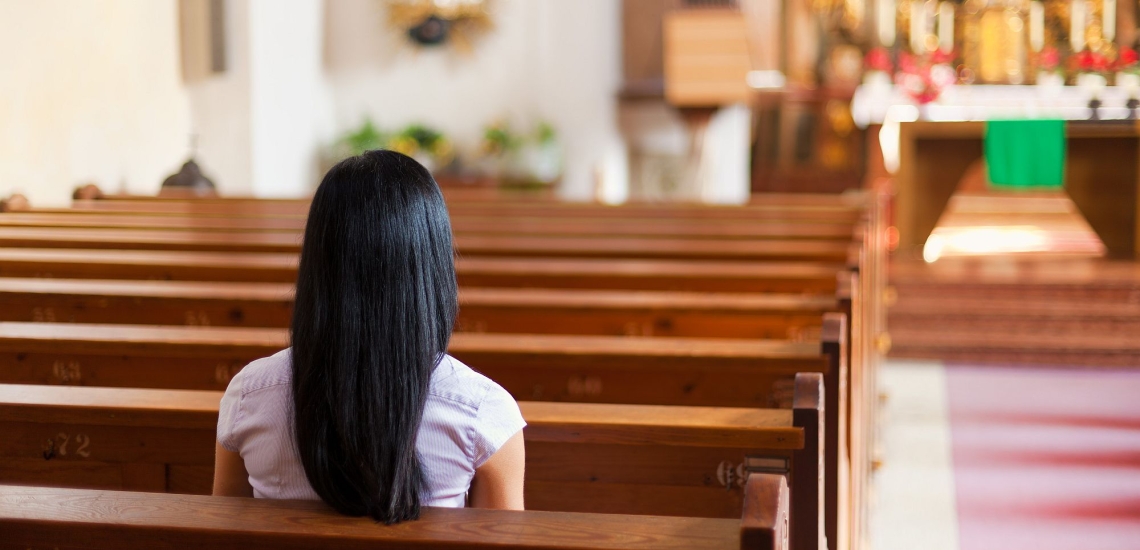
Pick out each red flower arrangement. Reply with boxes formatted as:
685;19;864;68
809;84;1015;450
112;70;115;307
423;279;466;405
1070;49;1112;74
895;51;958;105
1036;46;1062;72
865;47;893;72
1117;48;1140;73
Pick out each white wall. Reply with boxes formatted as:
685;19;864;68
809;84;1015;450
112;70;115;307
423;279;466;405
0;0;192;206
1;0;625;203
249;0;333;197
186;0;254;196
324;0;624;199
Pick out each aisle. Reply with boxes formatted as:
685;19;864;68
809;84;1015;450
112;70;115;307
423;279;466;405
946;364;1140;550
873;361;1140;550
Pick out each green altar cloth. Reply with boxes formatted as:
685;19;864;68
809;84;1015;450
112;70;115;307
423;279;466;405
984;119;1066;189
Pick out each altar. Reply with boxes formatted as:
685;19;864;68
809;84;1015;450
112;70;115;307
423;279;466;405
892;119;1140;258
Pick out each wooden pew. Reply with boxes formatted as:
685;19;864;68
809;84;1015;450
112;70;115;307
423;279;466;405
0;319;843;550
0;226;856;262
0;320;841;409
0;278;839;338
1;211;861;240
4;195;875;547
0;476;791;550
0;374;822;549
0;249;847;293
68;195;863;220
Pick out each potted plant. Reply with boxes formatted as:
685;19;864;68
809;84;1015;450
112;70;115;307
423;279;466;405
477;120;521;180
386;124;455;173
511;122;562;187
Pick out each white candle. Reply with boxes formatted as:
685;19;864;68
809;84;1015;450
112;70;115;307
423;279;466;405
879;0;897;46
911;0;925;52
1030;2;1045;52
1104;0;1116;42
1071;0;1086;52
939;2;955;52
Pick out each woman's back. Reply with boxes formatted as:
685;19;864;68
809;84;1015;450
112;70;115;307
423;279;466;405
218;349;524;507
213;151;526;521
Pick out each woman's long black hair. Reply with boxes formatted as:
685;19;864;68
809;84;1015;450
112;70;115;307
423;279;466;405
291;150;458;523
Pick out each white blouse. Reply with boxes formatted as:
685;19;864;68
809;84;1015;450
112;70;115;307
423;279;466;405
217;349;526;507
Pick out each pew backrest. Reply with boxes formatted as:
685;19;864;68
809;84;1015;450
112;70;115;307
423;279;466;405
0;479;790;550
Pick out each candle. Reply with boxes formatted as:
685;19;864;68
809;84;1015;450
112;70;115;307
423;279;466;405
1030;2;1044;52
939;2;955;53
911;0;925;52
1071;0;1086;52
1104;0;1116;42
879;0;897;46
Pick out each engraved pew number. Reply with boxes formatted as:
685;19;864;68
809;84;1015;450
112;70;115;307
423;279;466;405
42;432;91;460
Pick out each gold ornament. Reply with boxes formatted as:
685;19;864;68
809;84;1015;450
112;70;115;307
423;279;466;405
386;0;494;53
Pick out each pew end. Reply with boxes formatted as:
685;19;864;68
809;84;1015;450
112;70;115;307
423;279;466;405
741;473;791;550
0;194;30;213
792;372;825;550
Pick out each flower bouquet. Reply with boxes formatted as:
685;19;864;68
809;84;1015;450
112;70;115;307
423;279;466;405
895;51;957;106
863;47;894;90
1035;46;1065;88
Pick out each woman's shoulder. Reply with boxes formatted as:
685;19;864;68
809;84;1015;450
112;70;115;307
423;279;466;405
426;355;526;469
429;354;514;413
227;348;292;397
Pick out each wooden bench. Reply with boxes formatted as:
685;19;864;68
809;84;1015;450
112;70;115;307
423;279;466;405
0;319;843;550
0;278;839;338
0;226;858;262
0;477;790;550
69;195;864;220
2;211;862;240
0;374;822;548
0;249;847;292
0;319;842;408
2;193;880;550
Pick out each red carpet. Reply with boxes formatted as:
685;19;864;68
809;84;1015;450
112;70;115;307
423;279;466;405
946;364;1140;550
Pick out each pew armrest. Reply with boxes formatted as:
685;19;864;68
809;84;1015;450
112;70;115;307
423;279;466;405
740;473;790;550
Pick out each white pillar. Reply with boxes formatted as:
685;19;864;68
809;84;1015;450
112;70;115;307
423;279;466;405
248;0;331;197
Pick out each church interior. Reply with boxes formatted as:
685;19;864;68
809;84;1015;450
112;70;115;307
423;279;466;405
1;0;1139;548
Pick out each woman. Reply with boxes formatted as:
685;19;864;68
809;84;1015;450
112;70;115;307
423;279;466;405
212;150;526;523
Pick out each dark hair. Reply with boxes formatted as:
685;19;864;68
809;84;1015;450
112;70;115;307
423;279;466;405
291;150;458;523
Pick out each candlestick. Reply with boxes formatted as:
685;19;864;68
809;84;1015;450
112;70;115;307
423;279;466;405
1071;0;1086;52
938;2;954;53
1030;1;1044;52
879;0;897;46
911;0;925;52
1104;0;1116;42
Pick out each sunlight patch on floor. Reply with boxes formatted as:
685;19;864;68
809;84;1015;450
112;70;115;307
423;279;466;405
923;192;1105;263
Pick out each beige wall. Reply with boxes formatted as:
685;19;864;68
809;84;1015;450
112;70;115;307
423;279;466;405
0;0;624;204
324;0;624;200
0;0;193;206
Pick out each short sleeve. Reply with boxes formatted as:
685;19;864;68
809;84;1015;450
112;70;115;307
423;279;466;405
471;383;527;469
216;369;246;452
